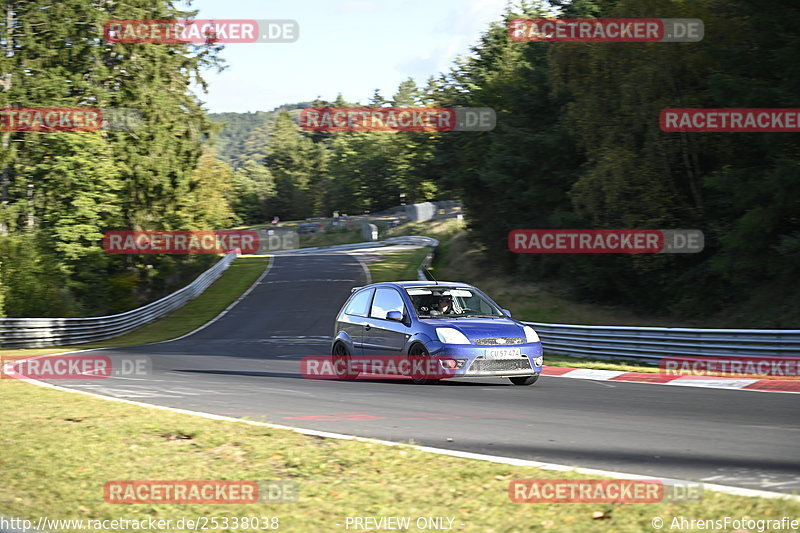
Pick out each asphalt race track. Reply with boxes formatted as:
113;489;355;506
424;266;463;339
41;252;800;494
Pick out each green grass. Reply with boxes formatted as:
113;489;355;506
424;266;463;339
297;226;364;248
2;380;796;533
0;256;270;359
1;230;795;531
236;220;366;249
388;218;703;328
386;217;464;241
542;353;660;372
368;248;431;283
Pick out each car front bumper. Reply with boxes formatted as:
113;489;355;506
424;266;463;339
427;341;543;377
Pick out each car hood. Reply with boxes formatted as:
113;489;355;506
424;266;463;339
421;317;527;340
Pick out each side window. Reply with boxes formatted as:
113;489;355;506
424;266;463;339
370;288;406;320
344;288;374;317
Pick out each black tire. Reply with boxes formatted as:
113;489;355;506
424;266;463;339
509;374;539;386
408;343;440;385
332;342;359;380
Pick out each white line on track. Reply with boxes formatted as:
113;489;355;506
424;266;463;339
148;255;275;345
9;249;799;503
16;375;800;502
354;252;372;284
545;371;800;394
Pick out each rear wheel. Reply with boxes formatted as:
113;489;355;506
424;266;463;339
408;344;440;385
509;374;539;386
332;342;359;380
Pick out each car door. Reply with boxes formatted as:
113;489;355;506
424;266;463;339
337;288;374;355
362;287;409;357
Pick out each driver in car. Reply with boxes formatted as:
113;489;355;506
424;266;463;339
429;294;455;316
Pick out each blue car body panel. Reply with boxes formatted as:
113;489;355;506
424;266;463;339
332;281;543;379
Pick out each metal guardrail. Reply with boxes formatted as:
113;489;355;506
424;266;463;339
523;322;800;362
269;236;438;255
385;236;439;248
0;237;439;349
7;234;795;361
417;251;434;281
0;252;239;348
416;236;800;361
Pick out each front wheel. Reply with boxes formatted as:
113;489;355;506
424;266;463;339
408;344;440;385
332;342;359;380
509;374;539;386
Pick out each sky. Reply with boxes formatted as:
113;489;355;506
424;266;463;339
185;0;515;113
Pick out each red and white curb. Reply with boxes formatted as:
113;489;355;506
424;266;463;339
542;365;800;394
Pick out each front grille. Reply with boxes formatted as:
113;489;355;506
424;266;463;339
469;358;532;372
473;337;524;345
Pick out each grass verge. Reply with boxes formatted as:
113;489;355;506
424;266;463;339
541;353;660;372
0;256;271;359
237;220;365;249
1;233;794;531
368;247;431;283
389;219;706;328
297;227;364;248
2;380;797;533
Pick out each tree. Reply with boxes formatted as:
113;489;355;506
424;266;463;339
0;0;225;316
230;160;277;224
265;112;319;219
391;79;422;106
180;150;236;229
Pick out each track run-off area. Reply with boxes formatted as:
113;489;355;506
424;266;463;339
28;248;800;496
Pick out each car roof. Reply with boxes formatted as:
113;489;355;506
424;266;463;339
355;281;476;290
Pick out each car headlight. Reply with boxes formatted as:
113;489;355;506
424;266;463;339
533;356;544;367
436;328;471;345
523;325;540;343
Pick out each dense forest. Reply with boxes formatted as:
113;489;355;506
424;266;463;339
0;0;224;317
1;0;797;326
208;103;312;166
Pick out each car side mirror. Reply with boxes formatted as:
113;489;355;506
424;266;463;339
502;308;512;317
386;310;403;322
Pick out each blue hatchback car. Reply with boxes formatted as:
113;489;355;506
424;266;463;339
331;281;543;385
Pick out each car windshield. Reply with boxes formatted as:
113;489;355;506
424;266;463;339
405;286;504;319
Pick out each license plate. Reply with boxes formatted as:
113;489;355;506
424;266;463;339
485;348;521;359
